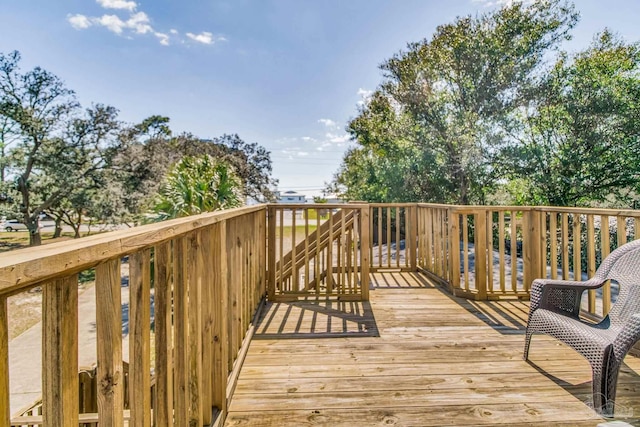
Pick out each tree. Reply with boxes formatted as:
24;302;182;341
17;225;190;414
152;155;243;220
111;124;277;224
0;51;79;244
335;0;578;204
504;31;640;206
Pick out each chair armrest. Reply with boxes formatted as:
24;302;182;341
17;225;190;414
529;278;604;319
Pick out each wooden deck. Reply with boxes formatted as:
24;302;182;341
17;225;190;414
225;272;640;426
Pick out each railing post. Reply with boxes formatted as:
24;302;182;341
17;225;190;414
474;211;488;300
0;297;8;426
360;205;370;301
449;209;461;293
267;205;276;301
43;275;79;427
409;204;418;271
524;209;543;291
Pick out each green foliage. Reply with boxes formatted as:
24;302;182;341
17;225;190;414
0;51;278;245
152;155;243;221
312;196;328;203
334;0;579;205
504;30;640;206
0;50;79;244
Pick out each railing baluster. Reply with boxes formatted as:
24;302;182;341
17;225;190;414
291;209;298;291
395;208;400;269
386;207;392;269
573;214;582;281
187;232;203;426
43;275;79;427
212;222;229;417
601;215;611;315
129;249;151;427
550;213;558;280
487;211;494;295
304;209;310;291
174;236;189;427
377;207;382;269
587;215;596;314
316;209;321;294
96;259;123;427
617;216;626;246
499;211;505;293
277;209;282;293
327;210;334;293
462;214;469;291
154;241;173;427
201;228;214;425
338;210;347;295
510;211;517;292
562;213;569;280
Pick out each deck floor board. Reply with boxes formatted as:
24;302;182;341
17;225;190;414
225;272;640;426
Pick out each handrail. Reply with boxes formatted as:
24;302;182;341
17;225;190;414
0;205;266;296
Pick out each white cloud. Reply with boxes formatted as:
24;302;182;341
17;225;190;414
68;14;92;30
318;118;337;128
95;14;126;34
318;118;343;132
301;136;315;142
186;31;215;44
97;0;137;11
357;88;372;97
155;32;170;46
471;0;534;7
357;87;373;106
68;4;223;47
326;133;350;145
280;149;311;159
126;11;152;34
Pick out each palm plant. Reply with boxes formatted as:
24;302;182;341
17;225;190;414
153;155;242;220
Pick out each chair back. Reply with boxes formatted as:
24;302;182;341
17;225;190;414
594;239;640;327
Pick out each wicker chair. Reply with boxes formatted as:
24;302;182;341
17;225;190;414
524;239;640;417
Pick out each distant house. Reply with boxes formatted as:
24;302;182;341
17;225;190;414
277;190;306;203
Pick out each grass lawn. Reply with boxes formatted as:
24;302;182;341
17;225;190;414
0;230;99;253
278;224;318;241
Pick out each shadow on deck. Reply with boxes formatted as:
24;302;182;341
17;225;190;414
226;271;640;426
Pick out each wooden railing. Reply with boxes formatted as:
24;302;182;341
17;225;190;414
369;203;416;272
2;201;639;426
267;204;370;301
2;205;266;427
416;204;640;318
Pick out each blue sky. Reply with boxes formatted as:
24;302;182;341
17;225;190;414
1;0;640;198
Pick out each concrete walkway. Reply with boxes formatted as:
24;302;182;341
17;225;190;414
8;284;130;415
